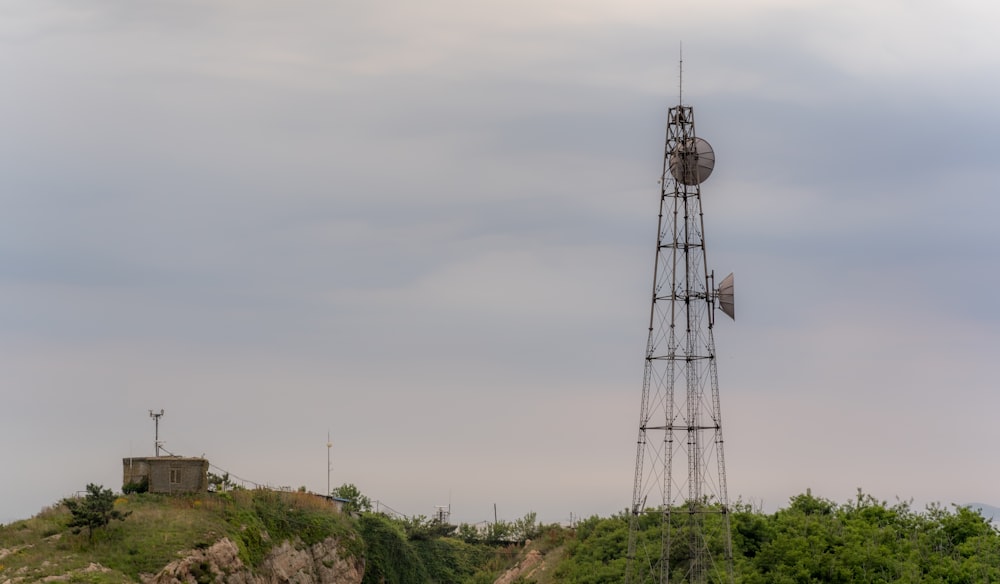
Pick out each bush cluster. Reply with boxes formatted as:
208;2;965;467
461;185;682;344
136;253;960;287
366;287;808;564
556;490;1000;583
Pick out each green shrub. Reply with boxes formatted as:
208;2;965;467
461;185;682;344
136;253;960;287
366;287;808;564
358;514;429;584
122;477;149;495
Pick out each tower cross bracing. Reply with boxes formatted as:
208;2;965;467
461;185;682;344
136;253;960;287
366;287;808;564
625;103;735;584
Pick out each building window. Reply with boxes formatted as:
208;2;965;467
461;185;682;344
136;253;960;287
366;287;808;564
170;469;181;484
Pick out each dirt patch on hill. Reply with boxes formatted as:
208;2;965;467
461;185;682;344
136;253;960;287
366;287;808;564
494;549;543;584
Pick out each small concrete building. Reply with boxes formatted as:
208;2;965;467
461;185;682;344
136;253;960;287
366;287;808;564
123;456;209;494
326;496;351;513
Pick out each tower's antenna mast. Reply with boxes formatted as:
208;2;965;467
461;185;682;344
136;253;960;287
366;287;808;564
149;409;164;457
624;88;736;584
679;42;684;105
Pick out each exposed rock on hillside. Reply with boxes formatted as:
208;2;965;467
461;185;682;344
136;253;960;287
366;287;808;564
0;560;112;583
494;549;544;584
143;536;363;584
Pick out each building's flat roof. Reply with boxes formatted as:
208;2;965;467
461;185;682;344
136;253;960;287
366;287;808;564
123;456;208;462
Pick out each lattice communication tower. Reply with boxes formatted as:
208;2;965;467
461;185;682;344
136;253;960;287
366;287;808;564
624;100;736;584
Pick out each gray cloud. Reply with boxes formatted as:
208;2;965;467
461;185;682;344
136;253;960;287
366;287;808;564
3;0;1000;524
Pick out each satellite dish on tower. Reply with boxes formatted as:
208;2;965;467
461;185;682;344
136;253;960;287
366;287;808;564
669;137;715;185
717;272;735;320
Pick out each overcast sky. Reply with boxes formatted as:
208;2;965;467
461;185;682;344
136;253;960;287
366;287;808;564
3;0;1000;526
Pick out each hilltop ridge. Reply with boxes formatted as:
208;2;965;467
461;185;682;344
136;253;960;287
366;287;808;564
0;489;547;583
0;490;362;582
6;488;1000;583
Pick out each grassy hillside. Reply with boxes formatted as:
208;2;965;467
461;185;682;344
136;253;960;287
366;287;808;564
0;489;357;582
0;489;544;584
9;488;999;583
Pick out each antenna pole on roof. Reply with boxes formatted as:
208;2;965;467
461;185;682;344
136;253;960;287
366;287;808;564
149;409;164;457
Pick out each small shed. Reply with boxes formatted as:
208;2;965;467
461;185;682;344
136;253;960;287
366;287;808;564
328;496;351;514
123;456;209;494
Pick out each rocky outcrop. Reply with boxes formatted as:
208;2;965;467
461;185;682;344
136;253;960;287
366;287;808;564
142;538;243;584
258;539;362;584
143;536;363;584
1;561;112;583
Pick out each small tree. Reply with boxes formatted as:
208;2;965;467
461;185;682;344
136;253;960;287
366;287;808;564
63;483;131;541
457;522;482;544
513;511;540;542
331;483;372;514
486;519;514;544
400;514;456;540
207;471;235;492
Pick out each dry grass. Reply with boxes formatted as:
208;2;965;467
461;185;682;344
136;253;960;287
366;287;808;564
523;543;567;584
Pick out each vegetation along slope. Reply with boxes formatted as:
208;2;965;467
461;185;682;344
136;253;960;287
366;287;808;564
2;486;1000;583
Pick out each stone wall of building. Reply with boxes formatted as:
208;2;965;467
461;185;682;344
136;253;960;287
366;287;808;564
122;457;208;494
123;458;151;488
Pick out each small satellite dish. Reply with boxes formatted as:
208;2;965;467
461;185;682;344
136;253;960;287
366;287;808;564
669;137;715;185
717;272;734;320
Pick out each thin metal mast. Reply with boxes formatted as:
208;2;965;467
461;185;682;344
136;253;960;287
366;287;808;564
624;102;734;584
150;409;164;457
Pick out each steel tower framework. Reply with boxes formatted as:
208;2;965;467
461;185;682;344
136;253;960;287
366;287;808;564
624;103;734;584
